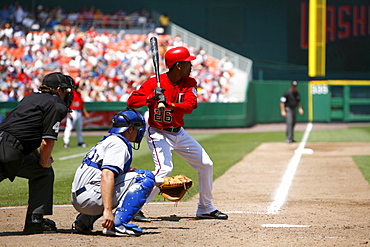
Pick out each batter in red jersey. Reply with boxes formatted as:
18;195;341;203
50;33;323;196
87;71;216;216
127;46;228;221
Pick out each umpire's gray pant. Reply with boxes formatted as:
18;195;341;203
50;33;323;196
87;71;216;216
285;107;296;141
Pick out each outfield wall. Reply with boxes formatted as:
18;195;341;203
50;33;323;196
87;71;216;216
248;81;309;124
0;81;308;129
2;80;370;129
0;101;250;129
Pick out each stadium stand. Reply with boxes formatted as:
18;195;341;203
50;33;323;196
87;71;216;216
0;4;237;103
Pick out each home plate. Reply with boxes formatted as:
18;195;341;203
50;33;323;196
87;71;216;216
261;224;311;228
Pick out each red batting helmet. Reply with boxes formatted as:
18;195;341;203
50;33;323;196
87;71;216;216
164;46;196;69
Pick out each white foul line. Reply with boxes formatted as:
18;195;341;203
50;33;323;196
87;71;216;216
58;153;86;160
266;122;313;215
261;224;311;228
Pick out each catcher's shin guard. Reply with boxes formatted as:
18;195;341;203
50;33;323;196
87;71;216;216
114;169;155;226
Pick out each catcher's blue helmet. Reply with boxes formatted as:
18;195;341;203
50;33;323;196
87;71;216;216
108;109;146;147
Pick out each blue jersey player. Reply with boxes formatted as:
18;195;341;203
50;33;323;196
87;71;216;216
71;109;157;236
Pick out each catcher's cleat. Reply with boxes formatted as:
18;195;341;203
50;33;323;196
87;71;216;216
103;224;142;237
196;210;228;220
23;215;57;234
72;219;92;234
72;214;93;234
132;210;151;222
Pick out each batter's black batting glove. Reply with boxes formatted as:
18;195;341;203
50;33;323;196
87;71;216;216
156;94;167;107
155;87;165;95
154;87;166;101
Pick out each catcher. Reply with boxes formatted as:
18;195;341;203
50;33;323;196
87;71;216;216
71;109;192;237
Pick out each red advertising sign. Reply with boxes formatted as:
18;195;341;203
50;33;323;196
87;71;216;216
60;111;117;129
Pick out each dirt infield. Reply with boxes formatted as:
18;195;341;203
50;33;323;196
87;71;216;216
1;124;370;246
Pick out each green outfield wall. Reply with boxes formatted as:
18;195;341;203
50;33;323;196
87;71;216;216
0;101;249;129
0;80;308;129
309;80;370;122
2;80;369;129
248;81;309;124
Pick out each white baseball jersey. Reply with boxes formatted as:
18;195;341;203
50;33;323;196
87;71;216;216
71;134;136;215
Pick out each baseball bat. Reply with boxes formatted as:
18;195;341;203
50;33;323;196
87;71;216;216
150;36;165;111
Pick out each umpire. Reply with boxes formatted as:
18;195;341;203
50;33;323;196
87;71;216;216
280;80;304;143
0;72;75;234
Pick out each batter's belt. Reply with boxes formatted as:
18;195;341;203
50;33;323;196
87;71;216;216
162;127;181;133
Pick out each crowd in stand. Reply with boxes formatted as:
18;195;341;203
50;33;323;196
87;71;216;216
0;3;156;32
0;3;236;103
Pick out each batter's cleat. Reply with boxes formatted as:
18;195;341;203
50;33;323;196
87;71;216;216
196;210;228;220
132;210;151;222
103;224;142;237
23;215;57;235
64;143;69;148
77;142;87;148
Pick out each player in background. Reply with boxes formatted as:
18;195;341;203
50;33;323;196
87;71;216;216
0;72;75;234
280;80;304;143
127;46;228;221
63;78;90;148
71;109;159;236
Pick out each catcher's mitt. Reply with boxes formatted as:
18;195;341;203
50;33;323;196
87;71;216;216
158;174;193;202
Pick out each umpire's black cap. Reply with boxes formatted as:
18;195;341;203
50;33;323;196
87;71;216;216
42;72;74;89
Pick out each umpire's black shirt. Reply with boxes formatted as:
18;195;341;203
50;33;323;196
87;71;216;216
281;90;301;109
0;92;68;155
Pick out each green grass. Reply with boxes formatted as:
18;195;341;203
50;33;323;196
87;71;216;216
308;126;370;142
0;126;369;207
354;156;370;185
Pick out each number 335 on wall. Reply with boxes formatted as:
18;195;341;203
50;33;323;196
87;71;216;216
311;84;328;95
